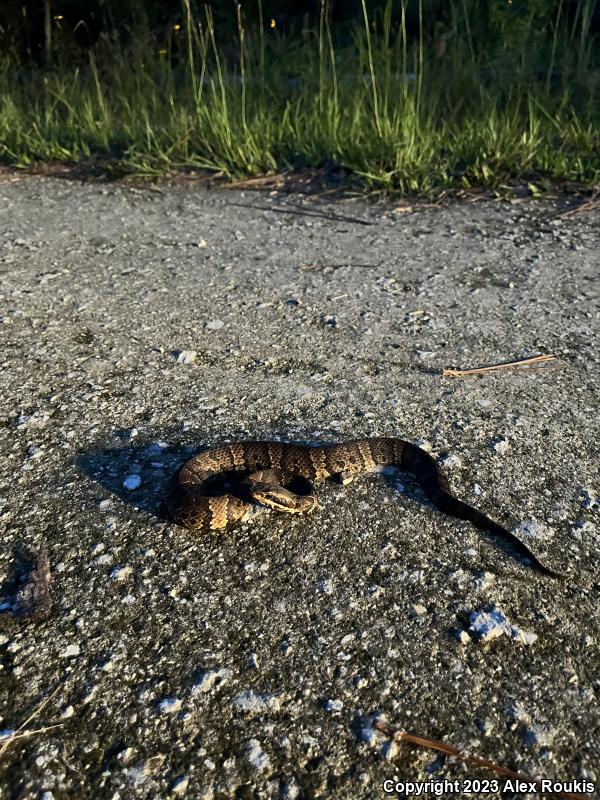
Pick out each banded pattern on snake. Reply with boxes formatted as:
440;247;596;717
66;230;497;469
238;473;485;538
167;437;561;577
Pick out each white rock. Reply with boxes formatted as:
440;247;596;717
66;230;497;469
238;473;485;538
60;644;81;658
360;714;388;746
472;571;495;592
144;441;168;456
513;519;553;542
205;319;224;331
172;775;189;795
468;606;537;645
244;739;270;771
491;437;510;454
158;697;182;714
281;781;300;800
324;699;343;713
233;690;280;714
110;565;132;581
61;705;75;719
191;668;232;695
581;487;598;510
439;453;462;468
381;739;399;760
175;350;197;364
123;474;141;490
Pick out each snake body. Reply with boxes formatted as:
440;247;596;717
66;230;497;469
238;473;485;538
167;437;561;577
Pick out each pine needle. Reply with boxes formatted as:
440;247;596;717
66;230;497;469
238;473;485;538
442;354;559;378
373;721;590;800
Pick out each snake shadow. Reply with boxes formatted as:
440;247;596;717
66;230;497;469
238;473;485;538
74;428;346;524
75;430;540;573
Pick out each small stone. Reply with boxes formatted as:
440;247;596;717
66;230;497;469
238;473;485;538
158;697;182;714
118;747;136;765
123;474;141;490
439;453;462;468
281;781;300;800
457;630;471;645
360;714;388;746
244;739;270;771
191;668;232;695
144;441;168;456
174;350;197;364
61;705;75;719
411;604;427;616
473;571;495;591
60;644;81;658
233;690;280;714
491;437;510;454
172;775;189;794
324;699;343;713
204;319;224;331
381;739;399;760
110;566;132;581
468;606;537;645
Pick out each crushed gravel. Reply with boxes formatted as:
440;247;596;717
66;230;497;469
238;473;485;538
0;177;598;798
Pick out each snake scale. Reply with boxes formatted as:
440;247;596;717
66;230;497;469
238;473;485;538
167;437;561;577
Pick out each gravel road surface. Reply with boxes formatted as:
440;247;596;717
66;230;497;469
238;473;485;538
0;177;598;799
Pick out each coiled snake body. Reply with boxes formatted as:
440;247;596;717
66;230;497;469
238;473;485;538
167;437;561;577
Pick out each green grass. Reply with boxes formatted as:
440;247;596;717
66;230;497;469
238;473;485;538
0;0;598;195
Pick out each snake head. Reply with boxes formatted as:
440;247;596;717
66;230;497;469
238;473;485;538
253;489;317;514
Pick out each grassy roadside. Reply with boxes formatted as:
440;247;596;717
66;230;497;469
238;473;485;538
0;1;598;195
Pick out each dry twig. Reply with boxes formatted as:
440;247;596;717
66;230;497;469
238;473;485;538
554;189;600;218
442;354;559;378
0;686;63;759
373;721;590;800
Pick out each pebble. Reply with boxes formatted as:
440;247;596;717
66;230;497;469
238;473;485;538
191;668;232;695
204;319;224;331
110;566;132;581
158;697;182;714
233;690;281;714
468;606;537;645
324;699;343;713
123;474;141;490
244;739;270;771
172;775;189;794
439;453;462;468
491;437;510;454
59;644;81;658
174;350;197;364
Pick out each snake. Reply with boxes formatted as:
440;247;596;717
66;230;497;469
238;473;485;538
167;437;562;578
